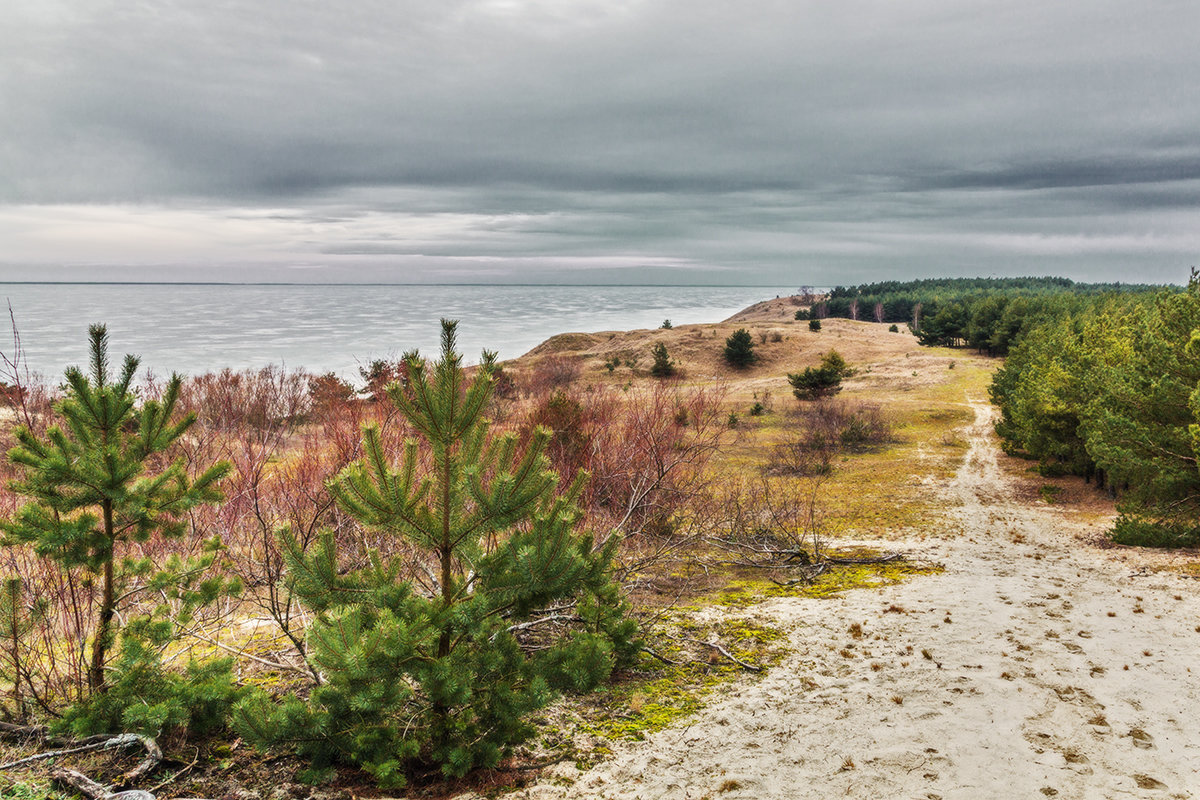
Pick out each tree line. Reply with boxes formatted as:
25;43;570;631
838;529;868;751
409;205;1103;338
988;276;1200;547
818;276;1162;355
857;274;1199;548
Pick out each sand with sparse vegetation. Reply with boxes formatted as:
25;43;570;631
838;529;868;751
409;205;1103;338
449;300;1200;800
6;297;1199;800
483;398;1200;800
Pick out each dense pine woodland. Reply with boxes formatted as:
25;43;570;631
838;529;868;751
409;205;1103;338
817;276;1161;355
824;275;1199;547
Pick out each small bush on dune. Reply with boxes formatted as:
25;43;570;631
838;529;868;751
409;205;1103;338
723;329;757;368
527;354;581;394
788;351;855;401
768;399;893;475
650;341;676;377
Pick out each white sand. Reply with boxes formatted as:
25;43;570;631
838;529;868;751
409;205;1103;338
505;401;1200;800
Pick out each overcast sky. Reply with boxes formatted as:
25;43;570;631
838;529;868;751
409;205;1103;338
2;0;1198;285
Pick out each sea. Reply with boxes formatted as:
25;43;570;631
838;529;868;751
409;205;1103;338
0;284;794;383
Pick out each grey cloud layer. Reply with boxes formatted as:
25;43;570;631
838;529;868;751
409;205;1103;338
2;0;1198;283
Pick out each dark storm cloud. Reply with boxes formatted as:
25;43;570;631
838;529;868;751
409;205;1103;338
910;153;1200;192
2;0;1199;284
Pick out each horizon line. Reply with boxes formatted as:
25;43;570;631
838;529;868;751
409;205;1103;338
0;281;802;288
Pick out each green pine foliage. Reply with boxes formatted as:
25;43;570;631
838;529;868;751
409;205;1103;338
789;351;854;401
59;628;242;738
650;342;676;378
235;320;637;788
824;276;1162;335
0;324;232;697
808;319;821;332
723;329;757;368
1082;283;1200;540
990;275;1200;546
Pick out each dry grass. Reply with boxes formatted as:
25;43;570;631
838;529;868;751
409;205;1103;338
513;308;999;545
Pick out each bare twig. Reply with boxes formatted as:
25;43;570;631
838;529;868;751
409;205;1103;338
147;747;200;794
686;638;763;672
639;645;682;666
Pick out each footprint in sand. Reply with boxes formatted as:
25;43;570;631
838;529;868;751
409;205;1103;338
1127;728;1155;750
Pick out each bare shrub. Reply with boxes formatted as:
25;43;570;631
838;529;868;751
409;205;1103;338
589;381;727;540
768;399;893;475
525;355;581;395
178;366;311;438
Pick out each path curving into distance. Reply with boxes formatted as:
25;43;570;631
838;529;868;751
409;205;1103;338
517;400;1200;800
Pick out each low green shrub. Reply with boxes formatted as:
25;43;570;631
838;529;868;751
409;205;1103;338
1110;515;1200;548
59;627;241;739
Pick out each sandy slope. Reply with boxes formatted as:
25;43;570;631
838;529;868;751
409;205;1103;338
513;400;1200;799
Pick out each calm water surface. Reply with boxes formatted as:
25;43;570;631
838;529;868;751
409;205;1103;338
0;284;792;381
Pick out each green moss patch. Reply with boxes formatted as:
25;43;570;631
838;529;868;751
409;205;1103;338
714;557;943;607
545;614;787;769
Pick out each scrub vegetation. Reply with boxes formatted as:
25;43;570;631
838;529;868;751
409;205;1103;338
2;277;1180;797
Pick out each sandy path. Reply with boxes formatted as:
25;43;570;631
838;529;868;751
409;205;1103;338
518;400;1200;800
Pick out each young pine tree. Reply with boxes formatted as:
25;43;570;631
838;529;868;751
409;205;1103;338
788;350;854;401
650;341;676;378
236;320;636;788
0;325;230;697
723;328;757;368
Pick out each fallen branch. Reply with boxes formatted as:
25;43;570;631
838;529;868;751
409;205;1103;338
822;553;904;565
50;768;113;800
770;562;830;587
0;733;147;771
505;613;580;634
148;747;199;794
0;722;50;744
639;645;682;666
684;638;763;672
121;735;163;784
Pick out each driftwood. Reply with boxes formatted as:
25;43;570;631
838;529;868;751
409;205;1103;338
0;728;167;800
0;733;154;772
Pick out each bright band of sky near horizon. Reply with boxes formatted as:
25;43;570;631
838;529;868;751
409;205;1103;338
2;0;1198;285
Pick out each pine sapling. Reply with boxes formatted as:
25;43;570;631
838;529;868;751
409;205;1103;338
0;324;231;699
236;320;636;787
